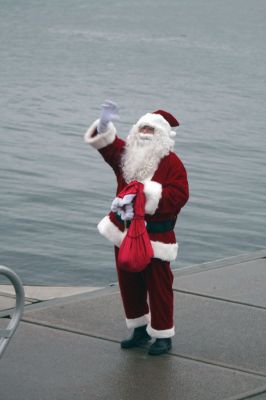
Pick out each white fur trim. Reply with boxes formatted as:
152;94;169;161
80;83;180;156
143;180;162;215
126;314;151;329
147;324;175;338
151;241;178;261
97;216;126;247
84;119;116;150
97;216;178;261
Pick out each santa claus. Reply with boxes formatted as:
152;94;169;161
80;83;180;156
84;100;189;355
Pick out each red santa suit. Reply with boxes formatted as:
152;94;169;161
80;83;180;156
84;110;189;338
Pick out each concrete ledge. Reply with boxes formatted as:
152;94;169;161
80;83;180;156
0;285;103;301
173;256;266;309
173;249;266;277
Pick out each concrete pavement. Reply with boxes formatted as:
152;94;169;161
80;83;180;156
0;250;266;399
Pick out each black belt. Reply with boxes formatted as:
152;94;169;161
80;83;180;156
115;214;175;233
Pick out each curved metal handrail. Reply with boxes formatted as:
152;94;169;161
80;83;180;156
0;265;25;358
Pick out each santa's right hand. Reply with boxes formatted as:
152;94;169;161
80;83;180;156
119;203;134;221
111;194;136;213
97;100;119;134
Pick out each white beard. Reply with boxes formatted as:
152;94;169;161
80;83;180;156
121;127;174;183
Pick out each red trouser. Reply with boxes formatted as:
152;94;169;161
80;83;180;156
115;247;175;338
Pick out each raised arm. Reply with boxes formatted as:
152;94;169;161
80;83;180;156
84;100;125;175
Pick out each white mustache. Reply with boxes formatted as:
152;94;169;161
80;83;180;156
139;133;153;141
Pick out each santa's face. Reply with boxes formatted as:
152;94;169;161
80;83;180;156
139;125;155;135
137;125;155;143
121;123;174;182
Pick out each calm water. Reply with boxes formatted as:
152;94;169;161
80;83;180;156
1;0;265;286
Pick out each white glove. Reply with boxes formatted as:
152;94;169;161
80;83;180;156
119;203;134;221
97;100;119;134
111;194;136;221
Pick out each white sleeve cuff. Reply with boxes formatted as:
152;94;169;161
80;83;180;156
84;119;116;150
143;180;162;215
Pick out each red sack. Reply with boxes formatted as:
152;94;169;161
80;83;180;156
117;181;154;272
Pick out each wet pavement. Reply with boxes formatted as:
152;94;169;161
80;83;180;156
1;250;266;400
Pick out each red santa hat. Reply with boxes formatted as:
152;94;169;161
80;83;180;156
135;109;179;138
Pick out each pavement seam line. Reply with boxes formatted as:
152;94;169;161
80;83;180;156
169;352;266;379
21;318;120;343
173;252;266;277
226;386;266;400
21;318;266;379
173;288;266;310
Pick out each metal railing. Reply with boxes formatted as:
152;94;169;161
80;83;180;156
0;265;25;358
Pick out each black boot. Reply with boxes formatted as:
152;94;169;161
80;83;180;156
121;325;151;349
148;338;172;356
